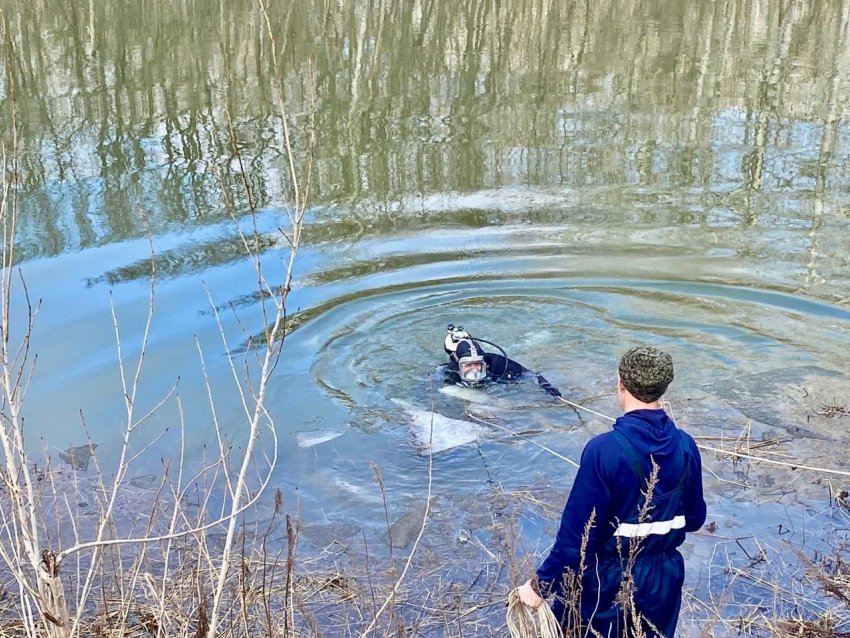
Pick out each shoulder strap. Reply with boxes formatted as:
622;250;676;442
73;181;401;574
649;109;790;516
674;430;691;489
612;429;692;491
610;430;648;488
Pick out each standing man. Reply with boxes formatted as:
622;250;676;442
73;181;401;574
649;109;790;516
517;346;706;637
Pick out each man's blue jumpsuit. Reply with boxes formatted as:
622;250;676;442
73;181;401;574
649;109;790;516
536;409;706;637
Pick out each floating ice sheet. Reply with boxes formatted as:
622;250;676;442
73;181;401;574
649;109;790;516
392;399;488;454
295;429;346;448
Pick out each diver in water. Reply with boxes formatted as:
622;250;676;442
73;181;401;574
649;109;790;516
442;325;562;397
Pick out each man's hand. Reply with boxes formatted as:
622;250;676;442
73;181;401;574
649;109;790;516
545;385;562;398
516;579;544;609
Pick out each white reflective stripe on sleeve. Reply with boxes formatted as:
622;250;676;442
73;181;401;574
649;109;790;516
613;515;686;538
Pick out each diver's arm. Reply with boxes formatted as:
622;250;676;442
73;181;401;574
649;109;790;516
483;353;526;380
534;372;562;397
484;353;562;396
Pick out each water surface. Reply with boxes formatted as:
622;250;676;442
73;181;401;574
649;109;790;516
3;0;850;629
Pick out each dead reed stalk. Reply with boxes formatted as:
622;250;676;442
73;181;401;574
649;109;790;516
0;2;313;635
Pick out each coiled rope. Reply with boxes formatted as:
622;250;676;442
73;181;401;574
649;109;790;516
507;589;563;638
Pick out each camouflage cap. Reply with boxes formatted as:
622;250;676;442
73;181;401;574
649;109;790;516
618;346;674;403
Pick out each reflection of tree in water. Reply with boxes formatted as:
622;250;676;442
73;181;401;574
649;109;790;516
3;0;850;275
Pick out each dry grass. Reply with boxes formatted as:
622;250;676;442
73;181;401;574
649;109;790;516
0;451;848;638
815;399;849;419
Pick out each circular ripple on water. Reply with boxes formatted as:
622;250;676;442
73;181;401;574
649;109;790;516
264;274;850;533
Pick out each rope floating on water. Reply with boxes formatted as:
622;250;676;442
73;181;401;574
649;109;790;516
695;444;850;478
465;408;580;468
555;396;850;479
557;395;616;423
467;392;848;480
506;589;563;638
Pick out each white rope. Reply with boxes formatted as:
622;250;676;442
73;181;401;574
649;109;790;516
507;589;563;638
696;444;850;478
465;408;579;468
555;396;850;479
557;396;616;422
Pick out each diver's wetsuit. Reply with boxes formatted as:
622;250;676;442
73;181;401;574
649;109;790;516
443;341;561;396
535;408;706;637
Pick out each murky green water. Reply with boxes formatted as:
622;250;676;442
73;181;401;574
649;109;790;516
3;0;850;629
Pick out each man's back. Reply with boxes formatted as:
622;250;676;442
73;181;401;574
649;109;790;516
591;409;705;552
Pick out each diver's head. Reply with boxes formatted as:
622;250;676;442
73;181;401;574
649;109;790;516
455;339;488;386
